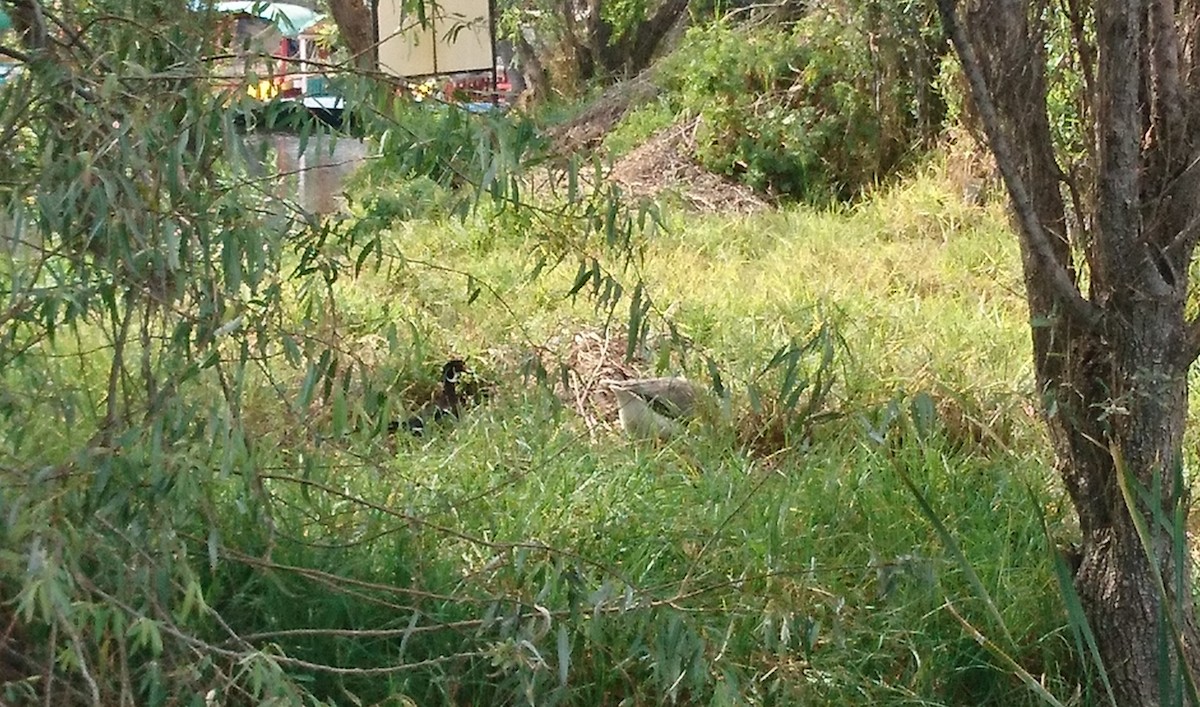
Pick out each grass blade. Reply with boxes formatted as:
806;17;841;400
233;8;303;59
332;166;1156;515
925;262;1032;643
1026;484;1117;707
944;601;1067;707
894;461;1016;650
1113;444;1200;707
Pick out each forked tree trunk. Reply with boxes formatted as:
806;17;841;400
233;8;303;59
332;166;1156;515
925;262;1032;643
553;0;690;82
938;0;1200;702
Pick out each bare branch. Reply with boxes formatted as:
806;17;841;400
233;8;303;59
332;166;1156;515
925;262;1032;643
53;603;101;707
0;44;32;63
1148;0;1187;159
1156;149;1200;255
1062;0;1097;110
937;0;1103;328
1092;0;1143;290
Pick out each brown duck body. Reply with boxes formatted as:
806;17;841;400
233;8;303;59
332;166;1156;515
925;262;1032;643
603;376;699;439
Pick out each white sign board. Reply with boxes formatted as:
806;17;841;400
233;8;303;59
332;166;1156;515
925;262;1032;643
377;0;494;77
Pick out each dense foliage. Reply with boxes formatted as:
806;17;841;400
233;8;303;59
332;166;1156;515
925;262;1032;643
604;0;945;202
0;0;1122;704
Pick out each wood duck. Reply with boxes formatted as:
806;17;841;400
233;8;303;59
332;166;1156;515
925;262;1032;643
603;376;699;439
390;359;471;437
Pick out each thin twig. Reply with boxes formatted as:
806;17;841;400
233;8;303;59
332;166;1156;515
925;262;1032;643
42;620;56;707
237;619;486;644
257;473;634;585
54;604;101;707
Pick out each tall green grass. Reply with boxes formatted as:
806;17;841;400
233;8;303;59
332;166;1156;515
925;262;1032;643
3;161;1110;704
179;165;1090;704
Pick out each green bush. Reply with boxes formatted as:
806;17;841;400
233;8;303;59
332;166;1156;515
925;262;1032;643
603;98;677;157
348;100;545;226
658;1;944;202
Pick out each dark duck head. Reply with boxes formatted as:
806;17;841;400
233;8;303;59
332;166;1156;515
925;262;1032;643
391;359;471;437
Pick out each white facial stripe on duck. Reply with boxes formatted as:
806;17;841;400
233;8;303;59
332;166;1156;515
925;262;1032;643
396;359;473;437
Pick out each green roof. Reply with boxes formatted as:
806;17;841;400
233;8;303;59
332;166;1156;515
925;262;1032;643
214;2;324;38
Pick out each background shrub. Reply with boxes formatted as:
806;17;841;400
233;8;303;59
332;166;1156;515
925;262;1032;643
654;0;944;202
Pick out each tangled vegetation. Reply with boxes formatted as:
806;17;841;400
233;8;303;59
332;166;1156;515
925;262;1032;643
594;0;945;202
5;0;1196;703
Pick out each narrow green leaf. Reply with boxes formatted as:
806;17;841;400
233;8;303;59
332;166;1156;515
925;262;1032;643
355;237;378;275
528;253;547;282
557;622;570;687
566;260;592;299
298;361;320;410
706;356;725;398
748;384;763;415
282;335;302;366
1028;485;1117;707
604;198;618;245
895;461;1017;650
626;281;645;361
221;229;242;293
1114;445;1200;707
945;602;1067;707
911;391;937;440
207;527;220;571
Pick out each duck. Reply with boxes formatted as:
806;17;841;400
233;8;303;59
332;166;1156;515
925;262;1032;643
602;376;700;439
390;359;471;437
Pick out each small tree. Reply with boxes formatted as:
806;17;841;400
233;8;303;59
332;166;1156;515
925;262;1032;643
938;0;1200;702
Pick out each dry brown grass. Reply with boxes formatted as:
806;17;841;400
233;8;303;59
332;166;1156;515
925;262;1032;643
609;118;772;214
539;327;643;437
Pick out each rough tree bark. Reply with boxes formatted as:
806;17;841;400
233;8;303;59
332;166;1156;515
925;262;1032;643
513;30;548;107
553;0;689;82
937;0;1200;703
326;0;378;70
612;0;689;75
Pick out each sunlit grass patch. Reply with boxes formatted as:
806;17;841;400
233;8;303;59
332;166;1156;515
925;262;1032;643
195;166;1083;703
3;162;1094;705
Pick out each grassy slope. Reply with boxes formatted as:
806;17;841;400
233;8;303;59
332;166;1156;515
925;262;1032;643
229;163;1099;705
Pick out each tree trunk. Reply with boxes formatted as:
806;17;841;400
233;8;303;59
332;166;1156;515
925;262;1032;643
938;0;1200;702
7;0;50;52
557;0;595;82
551;0;690;84
327;0;377;71
513;30;547;108
604;0;689;76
